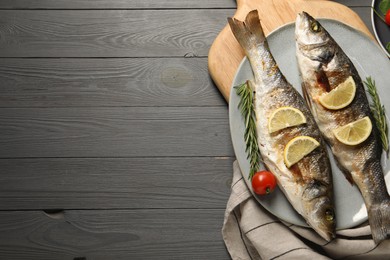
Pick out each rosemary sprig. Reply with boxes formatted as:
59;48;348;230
234;81;261;179
364;76;389;154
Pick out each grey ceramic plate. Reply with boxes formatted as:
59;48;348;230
371;0;390;58
229;19;390;229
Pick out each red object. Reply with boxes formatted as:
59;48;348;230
251;170;277;195
386;9;390;25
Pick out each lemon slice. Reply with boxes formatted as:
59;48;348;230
268;107;307;133
333;116;372;145
318;76;356;110
284;136;320;168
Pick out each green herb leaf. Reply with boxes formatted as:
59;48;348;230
386;42;390;53
379;0;390;15
234;81;262;179
364;77;389;155
372;6;387;23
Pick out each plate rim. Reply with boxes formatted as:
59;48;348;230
371;0;390;58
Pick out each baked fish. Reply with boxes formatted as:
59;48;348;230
228;10;335;241
295;12;390;244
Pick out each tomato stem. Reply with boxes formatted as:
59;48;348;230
266;187;270;194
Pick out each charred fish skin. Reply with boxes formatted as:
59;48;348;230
228;10;335;241
295;12;390;244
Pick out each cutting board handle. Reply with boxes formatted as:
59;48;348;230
208;0;372;102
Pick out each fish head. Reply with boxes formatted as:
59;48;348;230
295;12;335;63
302;179;336;241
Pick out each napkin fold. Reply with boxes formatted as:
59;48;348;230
222;161;390;260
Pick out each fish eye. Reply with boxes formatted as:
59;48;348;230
325;209;334;221
310;21;320;33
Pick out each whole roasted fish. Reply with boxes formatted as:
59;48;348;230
228;10;335;241
295;12;390;244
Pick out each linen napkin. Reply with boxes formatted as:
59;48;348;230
222;161;390;260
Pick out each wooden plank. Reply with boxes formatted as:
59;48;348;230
0;157;233;210
0;10;233;57
0;0;370;9
0;8;370;58
0;107;233;158
0;58;225;108
0;0;237;9
0;209;230;259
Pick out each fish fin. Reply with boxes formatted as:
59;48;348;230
368;200;390;244
247;79;256;92
301;82;312;110
315;70;331;92
227;10;265;52
247;79;257;107
334;159;355;185
342;170;354;185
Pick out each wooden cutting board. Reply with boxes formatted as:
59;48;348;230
208;0;373;102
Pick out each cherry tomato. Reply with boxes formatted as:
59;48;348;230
386;9;390;26
251;170;277;195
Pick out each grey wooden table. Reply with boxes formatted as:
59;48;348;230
0;1;374;259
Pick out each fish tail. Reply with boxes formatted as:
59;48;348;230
368;199;390;244
227;10;265;53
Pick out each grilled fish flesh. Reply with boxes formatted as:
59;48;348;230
295;12;390;244
228;10;335;241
